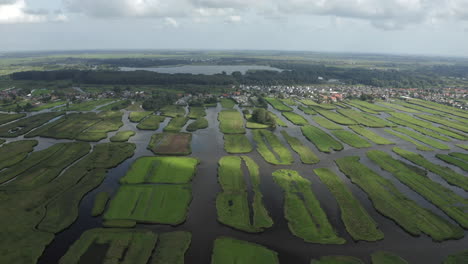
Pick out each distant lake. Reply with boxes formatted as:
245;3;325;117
119;65;282;75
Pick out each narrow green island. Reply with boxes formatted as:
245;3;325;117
211;237;279;264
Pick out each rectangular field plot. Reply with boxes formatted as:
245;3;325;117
211;237;279;264
59;228;192;264
120;157;199;184
218;110;246;134
253;129;293;165
273;169;345;244
104;184;192;225
301;125;343;153
148;132;192;155
0;112;63;137
282;112;308;126
264;97;293;111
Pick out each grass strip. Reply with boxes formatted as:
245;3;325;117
148;132;192;155
335;156;463;241
281;98;297;106
252;129;294;165
299;99;336;109
56;99;114;111
264;97;293;111
59;228;157;264
393;147;468;191
313;116;343;130
436;154;468;172
137;115;165;130
417;114;468;133
186;117;208;132
378;102;421;113
349;126;394;145
456;144;468;150
331;130;372;148
188;106;206;119
281;131;319;164
282;112;309;126
349;100;393;112
269;111;287;127
224;134;253;154
97;100;130;111
450;152;468;162
298;105;317;115
219;109;246;134
273;169;345;244
211;237;279;264
0;140;37;170
91;192;110;216
371;251;409;264
0;112;63;137
408;99;468;119
387;117;452;142
110;130;135;142
0;113;25;125
160;105;185;117
314;108;357;125
337;109;393;127
444;250;468;264
301;125;343;153
384;129;433;151
129;111;152;122
368;150;468;229
217;156;273;232
164;116;189;132
344;101;379;114
315;168;383;242
392;127;450;150
104;184;192;225
150;231;192;264
311;256;364;264
121;156;199;184
220;98;236;108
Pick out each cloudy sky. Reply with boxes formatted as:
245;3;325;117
1;0;468;56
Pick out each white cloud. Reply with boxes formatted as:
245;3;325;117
0;0;67;24
164;17;179;28
225;15;242;23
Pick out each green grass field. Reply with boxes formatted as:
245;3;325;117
393;147;468;191
137;115;166;130
299;99;336;109
384;129;433;151
314;168;383;242
186;117;209;132
253;129;294;165
273;169;345;244
217;156;273;232
0;140;37;170
282;111;309;126
371;251;409;264
91;192;110;216
298;105;318;115
160;105;186;117
337;109;393;127
436;154;468;171
417;114;468;133
129;111;152;122
407;99;468;119
96;100;130;111
218;110;246;134
104;184;192;224
56;99;114;111
444;250;468;264
269;111;287;126
368;150;468;229
150;231;192;264
349;126;394;145
121;156;199;184
391;127;450;150
188;106;206;119
378;101;421;113
0;113;26;125
281;98;298;106
163;116;189;132
281;131;319;164
314;108;357;125
335;156;463;241
58;228;158;264
387;117;452;142
224;134;253;154
344;101;379;114
110;130;135;142
311;256;364;264
312;116;343;129
148;132;192;155
220;98;236;108
331;130;372;148
264;97;293;111
449;152;468;162
349;100;394;112
211;237;279;264
0;112;63;137
301;125;344;153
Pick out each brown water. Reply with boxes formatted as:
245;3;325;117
23;104;468;264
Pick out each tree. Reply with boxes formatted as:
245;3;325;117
252;108;276;127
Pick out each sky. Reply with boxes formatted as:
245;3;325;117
1;0;468;57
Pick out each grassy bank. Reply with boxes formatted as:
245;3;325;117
163;116;189;132
301;125;343;153
282;112;309;126
331;130;372;148
264;97;293;111
224;134;253;154
349;126;394;145
137;115;165;130
129;111;152;122
281;131;319;164
91;192;109;216
314;168;383;242
313;116;343;130
110;130;135;142
211;237;279;264
219;110;245;134
253;129;294;165
384;129;433;151
186;117;208;132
